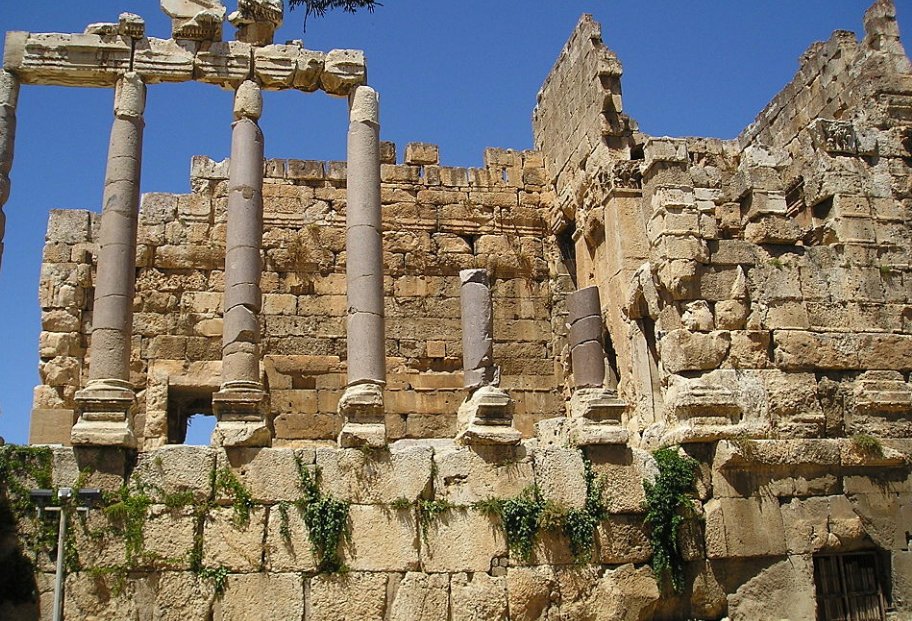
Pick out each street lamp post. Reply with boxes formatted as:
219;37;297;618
30;487;102;621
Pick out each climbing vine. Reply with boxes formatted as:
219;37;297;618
563;458;608;563
215;467;254;528
103;478;154;565
643;447;698;594
293;454;350;572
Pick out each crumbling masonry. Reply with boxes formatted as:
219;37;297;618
3;1;912;619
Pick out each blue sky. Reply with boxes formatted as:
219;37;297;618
0;1;908;444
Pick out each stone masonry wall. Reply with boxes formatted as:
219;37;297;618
31;145;568;449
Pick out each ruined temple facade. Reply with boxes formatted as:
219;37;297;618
4;0;912;619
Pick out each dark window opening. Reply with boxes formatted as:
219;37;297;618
814;551;890;621
167;385;217;445
557;221;578;288
603;327;621;390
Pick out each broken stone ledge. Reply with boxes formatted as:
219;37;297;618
3;30;365;95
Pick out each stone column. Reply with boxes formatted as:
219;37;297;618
72;72;146;447
0;70;19;270
456;269;520;446
566;286;627;446
338;85;387;448
212;80;270;448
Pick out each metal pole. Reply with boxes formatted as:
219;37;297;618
52;507;66;621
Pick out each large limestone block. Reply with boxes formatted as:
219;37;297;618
533;448;587;510
134;445;216;503
202;506;266;571
9;32;131;86
195;40;251;87
894;550;912;613
141;505;198;569
660;329;730;373
309;572;388;621
320;49;366;95
589;563;660;621
389;572;450;621
588;446;652;514
264;502;318;572
506;566;558;621
555;565;600;620
213;573;303;621
421;510;506;573
450;572;508;621
216;447;313;503
780;495;867;555
346;505;419;571
433;444;534;504
704;497;786;559
64;572;138;619
315;445;432;503
133;37;195;83
596;514;651;564
727;555;816;621
134;572;215;621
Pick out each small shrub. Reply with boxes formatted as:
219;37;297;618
643;447;698;594
294;456;350;573
851;434;884;458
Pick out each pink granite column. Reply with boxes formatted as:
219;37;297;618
212;80;270;448
72;72;145;447
0;69;19;270
337;85;387;448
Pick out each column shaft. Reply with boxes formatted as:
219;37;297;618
89;73;145;383
0;70;19;270
460;268;496;389
566;286;606;388
345;85;385;386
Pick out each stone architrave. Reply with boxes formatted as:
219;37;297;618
212;80;270;448
0;69;19;270
338;85;387;448
72;72;146;448
456;269;521;446
566;286;627;446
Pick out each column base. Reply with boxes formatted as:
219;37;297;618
212;382;271;448
456;385;521;446
567;388;629;447
338;383;386;448
72;380;137;448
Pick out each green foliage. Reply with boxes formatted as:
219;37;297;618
278;501;292;542
103;479;153;565
215;467;254;528
287;0;380;31
416;498;452;543
471;497;503;518
768;258;784;269
0;445;54;519
162;490;195;510
197;565;229;596
498;486;548;562
851;433;884;458
389;497;412;511
563;459;608;563
643;447;698;594
293;456;350;573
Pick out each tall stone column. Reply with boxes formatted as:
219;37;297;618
212;80;270;448
456;269;520;446
0;69;19;270
72;72;146;447
566;286;627;446
338;85;387;448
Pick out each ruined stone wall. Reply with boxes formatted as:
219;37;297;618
31;145;567;449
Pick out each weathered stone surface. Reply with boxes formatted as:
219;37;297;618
389;572;450;621
506;566;558;621
727;555;816;621
216;447;312;503
134;445;216;503
533;447;587;509
321;49;367;96
421;510;506;572
433;444;534;504
704;497;786;559
346;504;419;571
309;572;388;621
659;329;730;373
213;573;304;621
450;572;508;621
315;445;432;503
202;506;266;571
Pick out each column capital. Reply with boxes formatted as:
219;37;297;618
349;85;379;125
